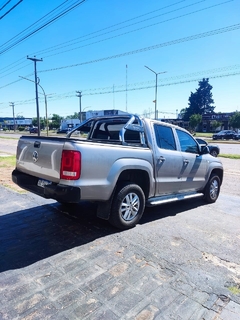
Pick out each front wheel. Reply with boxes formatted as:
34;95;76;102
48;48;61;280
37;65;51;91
204;174;220;203
210;149;218;157
109;183;145;230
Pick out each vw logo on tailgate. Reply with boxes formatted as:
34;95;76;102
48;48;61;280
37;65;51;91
32;151;39;162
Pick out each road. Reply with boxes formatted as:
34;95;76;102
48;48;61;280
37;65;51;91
0;134;240;155
0;135;240;319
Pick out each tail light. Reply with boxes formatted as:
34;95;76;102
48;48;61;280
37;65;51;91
60;150;81;180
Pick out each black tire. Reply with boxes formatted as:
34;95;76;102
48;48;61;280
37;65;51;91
109;183;145;230
204;174;220;203
210;149;218;157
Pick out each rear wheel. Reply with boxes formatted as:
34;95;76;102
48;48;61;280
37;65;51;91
204;174;220;203
109;183;145;230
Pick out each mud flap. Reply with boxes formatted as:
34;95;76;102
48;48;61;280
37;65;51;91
97;187;116;220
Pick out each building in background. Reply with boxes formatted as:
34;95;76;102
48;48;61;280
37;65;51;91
201;112;235;132
0;117;32;130
60;109;128;131
162;112;237;132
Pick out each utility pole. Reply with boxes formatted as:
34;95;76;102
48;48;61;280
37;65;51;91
10;102;15;131
113;84;115;109
27;56;43;136
19;76;52;136
126;65;128;112
76;91;82;122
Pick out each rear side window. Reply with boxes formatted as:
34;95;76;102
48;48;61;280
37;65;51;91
176;129;199;154
154;124;176;151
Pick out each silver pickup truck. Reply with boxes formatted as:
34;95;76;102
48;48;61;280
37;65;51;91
12;114;223;229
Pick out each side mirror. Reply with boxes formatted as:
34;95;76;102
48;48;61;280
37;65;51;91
200;145;209;155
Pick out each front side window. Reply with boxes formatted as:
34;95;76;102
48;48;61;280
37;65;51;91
154;124;176;151
176;129;199;154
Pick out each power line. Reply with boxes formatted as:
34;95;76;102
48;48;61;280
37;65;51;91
0;62;31;78
117;64;240;88
34;0;205;57
1;63;240;92
0;72;33;89
42;0;233;60
0;0;192;73
33;0;231;59
0;57;26;74
1;61;240;93
0;0;23;20
38;22;240;74
0;0;227;74
78;72;240;96
0;0;11;11
0;0;87;55
1;0;69;47
1;70;239;108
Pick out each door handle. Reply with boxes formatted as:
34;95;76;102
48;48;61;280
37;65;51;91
159;156;166;162
184;159;189;164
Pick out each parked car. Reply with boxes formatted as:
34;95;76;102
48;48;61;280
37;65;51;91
57;128;72;134
29;127;38;134
233;133;240;140
57;128;67;134
212;130;236;140
196;138;220;157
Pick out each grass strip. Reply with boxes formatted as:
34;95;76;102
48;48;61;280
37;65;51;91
0;135;19;140
0;155;16;166
219;154;240;160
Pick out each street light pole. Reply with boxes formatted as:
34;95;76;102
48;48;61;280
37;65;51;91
81;106;91;122
76;91;82;122
145;66;166;120
10;102;15;131
38;85;48;136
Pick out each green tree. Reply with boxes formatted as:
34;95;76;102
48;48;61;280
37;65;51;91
32;117;38;127
189;114;202;131
179;108;187;119
51;114;63;129
32;117;45;129
229;111;240;130
184;78;215;120
66;112;79;119
211;120;221;132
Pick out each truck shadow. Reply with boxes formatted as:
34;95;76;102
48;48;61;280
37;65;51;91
0;201;114;273
0;198;207;273
141;198;207;224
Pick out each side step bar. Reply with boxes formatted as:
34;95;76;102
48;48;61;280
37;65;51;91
146;192;203;207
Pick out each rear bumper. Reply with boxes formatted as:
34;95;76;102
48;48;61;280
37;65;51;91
12;169;81;203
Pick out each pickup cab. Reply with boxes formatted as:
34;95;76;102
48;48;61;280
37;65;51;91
12;114;223;229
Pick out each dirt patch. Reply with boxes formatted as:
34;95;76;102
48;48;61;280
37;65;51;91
0;157;26;193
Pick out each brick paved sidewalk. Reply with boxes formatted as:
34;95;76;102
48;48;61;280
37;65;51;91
0;186;240;319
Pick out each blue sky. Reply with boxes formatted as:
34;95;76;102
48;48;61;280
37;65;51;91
0;0;240;119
